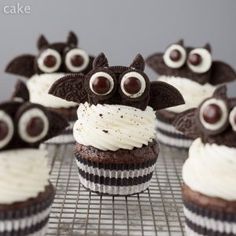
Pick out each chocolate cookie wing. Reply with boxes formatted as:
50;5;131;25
210;61;236;85
5;54;36;78
149;81;184;110
11;80;30;102
173;108;201;139
49;74;88;103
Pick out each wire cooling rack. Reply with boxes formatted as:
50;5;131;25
44;143;187;236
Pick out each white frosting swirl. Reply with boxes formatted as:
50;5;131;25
158;76;216;113
73;103;157;151
0;149;50;204
183;138;236;201
27;73;77;108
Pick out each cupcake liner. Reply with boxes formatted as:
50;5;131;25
0;184;54;236
44;121;75;144
156;117;193;149
75;154;158;196
183;200;236;236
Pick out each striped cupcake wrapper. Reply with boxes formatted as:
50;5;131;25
0;184;55;236
184;199;236;236
156;116;193;149
75;153;158;196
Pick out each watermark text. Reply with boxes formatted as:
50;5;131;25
3;3;31;15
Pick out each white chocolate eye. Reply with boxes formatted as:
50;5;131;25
89;72;114;96
199;98;228;134
187;48;212;73
65;48;89;72
229;107;236;131
18;108;49;143
120;72;146;98
0;111;14;149
37;49;61;73
163;44;186;68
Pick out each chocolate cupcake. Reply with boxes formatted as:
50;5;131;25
0;101;67;235
146;40;236;149
5;31;94;144
49;53;184;195
173;86;236;235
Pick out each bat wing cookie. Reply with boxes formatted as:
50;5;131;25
6;31;94;76
146;40;236;85
173;86;236;147
49;53;185;110
0;101;68;150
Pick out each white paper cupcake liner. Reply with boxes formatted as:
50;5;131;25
75;157;157;196
184;201;236;235
156;118;193;149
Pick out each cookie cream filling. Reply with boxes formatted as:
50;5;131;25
73;103;157;151
27;73;77;108
158;76;216;113
0;149;50;204
183;138;236;201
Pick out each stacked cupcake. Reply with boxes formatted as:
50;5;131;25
49;53;184;195
0;100;67;235
5;31;94;144
174;86;236;235
146;40;236;150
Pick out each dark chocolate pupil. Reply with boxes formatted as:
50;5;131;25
124;77;142;95
26;117;44;137
189;53;202;66
71;54;84;67
203;104;222;124
44;55;57;68
92;76;111;95
170;49;181;61
0;121;9;141
234;115;236;124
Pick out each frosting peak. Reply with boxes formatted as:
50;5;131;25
183;138;236;201
27;73;77;108
0;149;50;204
73;103;157;151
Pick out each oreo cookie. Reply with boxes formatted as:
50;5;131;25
146;40;236;85
49;53;185;111
173;86;236;148
0;100;68;150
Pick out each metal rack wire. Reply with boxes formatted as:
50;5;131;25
45;144;187;236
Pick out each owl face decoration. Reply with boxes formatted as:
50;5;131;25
146;40;236;85
173;86;236;147
49;53;185;111
5;31;94;77
0;101;68;150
